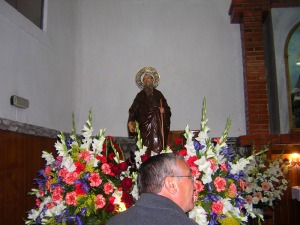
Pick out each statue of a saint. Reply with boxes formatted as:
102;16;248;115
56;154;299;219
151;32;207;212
128;67;171;155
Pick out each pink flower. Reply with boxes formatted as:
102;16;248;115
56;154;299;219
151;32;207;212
101;163;111;174
52;185;64;194
36;199;41;207
194;180;205;193
66;191;77;206
39;188;45;197
212;200;223;214
89;172;102;187
46;180;51;191
56;156;63;162
245;195;253;204
191;166;201;178
207;159;217;171
51;186;64;203
220;162;228;172
45;166;52;176
46;202;55;209
58;168;68;178
95;194;106;209
64;171;79;185
245;181;252;188
239;179;245;191
261;182;271;191
214;177;227;192
227;183;237;198
103;182;114;194
254;192;262;200
78;151;91;162
51;191;63;203
213;138;220;143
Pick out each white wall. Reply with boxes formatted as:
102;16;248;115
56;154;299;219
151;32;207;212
0;0;246;137
0;0;77;132
272;7;300;134
74;0;245;137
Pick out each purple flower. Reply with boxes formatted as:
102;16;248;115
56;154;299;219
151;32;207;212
193;141;204;150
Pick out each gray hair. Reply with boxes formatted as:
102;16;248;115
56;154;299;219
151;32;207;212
137;153;183;194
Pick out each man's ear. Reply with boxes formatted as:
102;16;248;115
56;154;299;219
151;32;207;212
164;177;178;195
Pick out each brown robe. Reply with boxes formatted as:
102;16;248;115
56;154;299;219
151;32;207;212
128;89;171;155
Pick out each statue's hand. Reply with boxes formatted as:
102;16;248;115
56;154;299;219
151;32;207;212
128;121;136;132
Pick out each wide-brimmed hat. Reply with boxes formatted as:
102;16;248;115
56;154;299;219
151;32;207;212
135;66;160;89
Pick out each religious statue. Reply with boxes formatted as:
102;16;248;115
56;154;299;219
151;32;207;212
128;67;171;155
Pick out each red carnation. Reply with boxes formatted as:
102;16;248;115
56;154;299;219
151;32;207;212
175;138;183;145
177;149;187;156
106;136;114;141
141;154;150;162
186;156;198;167
121;191;134;208
121;177;133;191
113;143;121;153
108;196;116;204
111;164;121;176
75;183;85;195
105;203;115;213
118;161;128;171
96;155;107;164
74;161;85;173
102;144;107;152
108;153;116;161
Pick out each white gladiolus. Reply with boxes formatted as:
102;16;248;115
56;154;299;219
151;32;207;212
189;206;209;225
61;155;76;172
42;151;55;165
229;158;250;175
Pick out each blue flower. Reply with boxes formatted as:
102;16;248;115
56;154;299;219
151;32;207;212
66;139;72;149
193;141;204;151
220;146;235;161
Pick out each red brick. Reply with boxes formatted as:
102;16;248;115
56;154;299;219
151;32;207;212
250;139;269;146
258;114;269;120
249;114;259;120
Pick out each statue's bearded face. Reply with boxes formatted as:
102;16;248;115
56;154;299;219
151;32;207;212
143;74;154;96
143;74;154;88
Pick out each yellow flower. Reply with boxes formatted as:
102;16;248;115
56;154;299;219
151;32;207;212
84;164;95;173
218;216;240;225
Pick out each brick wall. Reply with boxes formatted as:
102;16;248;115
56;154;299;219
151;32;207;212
229;3;300;225
229;0;300;152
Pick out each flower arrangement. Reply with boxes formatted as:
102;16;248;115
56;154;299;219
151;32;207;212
26;99;288;225
169;99;258;225
242;150;288;209
26;111;135;225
